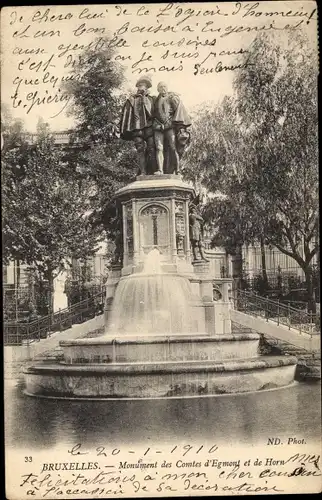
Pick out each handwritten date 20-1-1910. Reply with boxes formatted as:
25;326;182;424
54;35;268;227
68;443;220;457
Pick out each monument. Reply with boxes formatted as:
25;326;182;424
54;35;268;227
119;77;191;176
24;79;297;399
120;75;156;176
152;81;191;175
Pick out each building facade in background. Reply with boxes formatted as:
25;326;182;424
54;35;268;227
3;132;318;320
3;238;317;320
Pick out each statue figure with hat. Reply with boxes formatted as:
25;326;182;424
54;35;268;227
153;82;191;175
120;75;156;175
189;204;209;262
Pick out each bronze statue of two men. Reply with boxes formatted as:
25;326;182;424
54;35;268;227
120;76;191;176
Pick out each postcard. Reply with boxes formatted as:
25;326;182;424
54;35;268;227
2;2;321;498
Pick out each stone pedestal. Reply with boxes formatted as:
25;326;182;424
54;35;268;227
190;260;233;335
104;265;122;329
115;175;195;274
192;260;211;274
212;278;233;335
104;175;235;337
105;265;121;298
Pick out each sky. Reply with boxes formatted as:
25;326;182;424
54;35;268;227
1;2;317;132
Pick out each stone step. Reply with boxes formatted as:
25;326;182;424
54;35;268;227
296;362;321;380
261;336;320;380
25;355;298;373
232;320;320;380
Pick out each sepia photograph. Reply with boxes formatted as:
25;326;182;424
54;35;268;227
1;2;321;498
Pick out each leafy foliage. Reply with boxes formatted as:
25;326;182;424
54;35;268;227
233;32;319;272
3;36;138;309
62;37;137;238
64;39;124;143
182;31;319;309
2;119;103;314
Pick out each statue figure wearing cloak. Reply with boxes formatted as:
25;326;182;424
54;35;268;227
120;75;156;175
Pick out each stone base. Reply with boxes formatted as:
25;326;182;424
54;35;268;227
122;261;194;277
24;356;297;399
192;260;211;274
60;333;261;364
23;333;297;399
136;174;182;181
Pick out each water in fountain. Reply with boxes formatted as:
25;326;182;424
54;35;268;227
106;249;196;335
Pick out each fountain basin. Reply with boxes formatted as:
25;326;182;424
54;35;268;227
24;356;297;398
60;333;261;364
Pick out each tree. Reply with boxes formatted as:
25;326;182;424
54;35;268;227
234;32;319;311
182;97;261;287
2;110;30;271
182;31;319;311
2;122;103;316
62;37;137;241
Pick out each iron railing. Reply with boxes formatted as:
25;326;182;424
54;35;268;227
3;288;106;346
234;289;319;336
241;265;320;302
